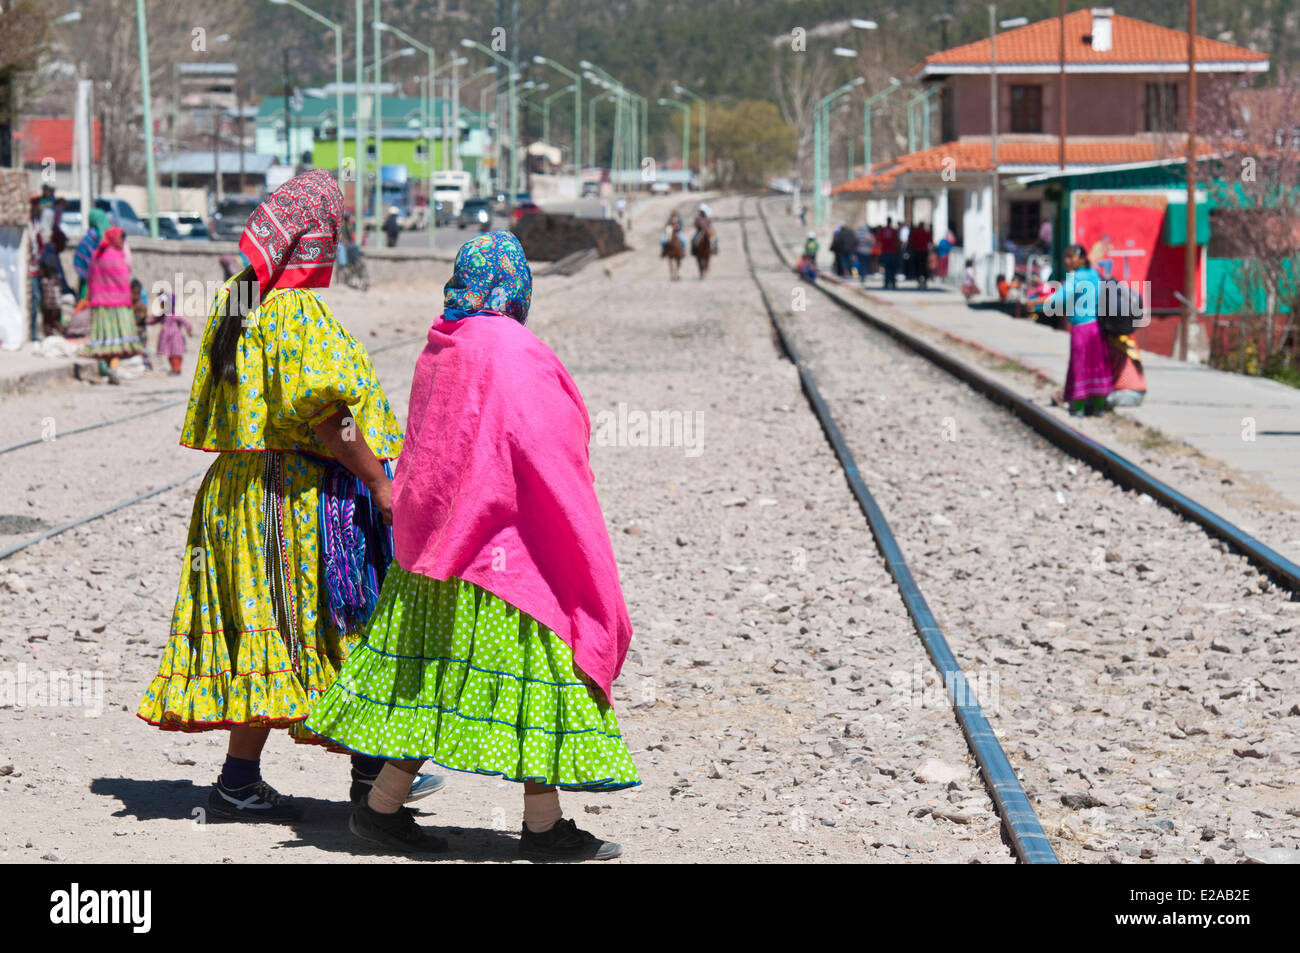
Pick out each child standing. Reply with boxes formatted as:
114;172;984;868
150;292;193;375
306;231;640;861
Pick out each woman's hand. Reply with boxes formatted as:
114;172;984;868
369;476;393;525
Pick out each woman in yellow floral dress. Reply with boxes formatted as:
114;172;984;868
138;170;440;822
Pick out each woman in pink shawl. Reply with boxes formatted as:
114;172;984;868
307;230;639;861
75;226;141;383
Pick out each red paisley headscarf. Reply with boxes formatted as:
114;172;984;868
238;169;343;296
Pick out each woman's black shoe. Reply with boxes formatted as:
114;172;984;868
349;801;448;853
519;817;622;862
207;778;301;823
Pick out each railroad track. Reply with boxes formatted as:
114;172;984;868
0;333;426;562
752;194;1300;595
736;195;1058;864
737;192;1298;865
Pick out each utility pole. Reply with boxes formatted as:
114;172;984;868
989;4;1000;261
283;49;293;166
135;0;158;237
1058;0;1066;170
1181;0;1198;361
356;0;365;219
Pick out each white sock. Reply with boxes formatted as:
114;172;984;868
366;763;413;815
523;790;562;833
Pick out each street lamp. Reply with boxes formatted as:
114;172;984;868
269;0;345;193
658;98;691;182
582;61;639;194
814;76;864;226
672;83;706;187
431;55;468;174
533;55;583;199
463;37;518;208
907;85;942;153
541;84;575;150
863;77;902;173
133;0;158;237
375;21;436;247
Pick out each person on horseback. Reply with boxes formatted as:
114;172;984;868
662;210;682;257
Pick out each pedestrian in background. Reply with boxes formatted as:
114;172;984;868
149;291;193;375
877;217;901;289
1047;243;1112;417
855;223;876;284
76;227;141;384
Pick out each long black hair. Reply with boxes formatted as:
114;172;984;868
209;265;259;385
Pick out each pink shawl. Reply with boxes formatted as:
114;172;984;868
393;313;632;703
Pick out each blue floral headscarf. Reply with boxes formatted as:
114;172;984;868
443;230;533;323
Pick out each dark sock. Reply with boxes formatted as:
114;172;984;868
351;754;385;779
221;755;261;790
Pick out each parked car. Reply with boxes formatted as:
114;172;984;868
155;216;182;240
58;196;149;239
210;196;262;241
457;198;493;231
511;200;541;223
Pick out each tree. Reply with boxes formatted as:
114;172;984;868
1201;76;1300;378
46;0;247;187
706;99;796;190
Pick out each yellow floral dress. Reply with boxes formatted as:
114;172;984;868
137;279;403;745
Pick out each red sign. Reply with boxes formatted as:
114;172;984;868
1070;190;1201;312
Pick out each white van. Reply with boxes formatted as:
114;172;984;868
432;170;473;218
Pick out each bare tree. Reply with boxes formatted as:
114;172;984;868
44;0;246;187
770;46;829;188
1201;75;1300;376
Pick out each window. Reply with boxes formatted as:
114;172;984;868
1008;201;1041;244
1009;85;1042;133
1145;83;1179;132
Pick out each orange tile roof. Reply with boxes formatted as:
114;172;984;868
833;138;1215;193
15;117;103;166
920;10;1267;71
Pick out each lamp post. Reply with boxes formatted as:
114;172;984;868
588;91;617;183
582;61;640;193
815;76;864;226
431;55;467;174
362;46;413;230
906;85;943;153
355;0;365;220
659;97;691;183
463;38;519;209
672;82;705;187
862;78;902;172
372;0;383;237
375;21;435;247
269;0;344;190
480;73;515;198
533;55;583;199
541;84;574;150
134;0;159;237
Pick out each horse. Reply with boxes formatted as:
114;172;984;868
691;225;714;278
663;225;684;280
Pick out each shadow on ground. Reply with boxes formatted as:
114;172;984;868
90;776;522;862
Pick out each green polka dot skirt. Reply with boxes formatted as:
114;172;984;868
305;566;641;792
